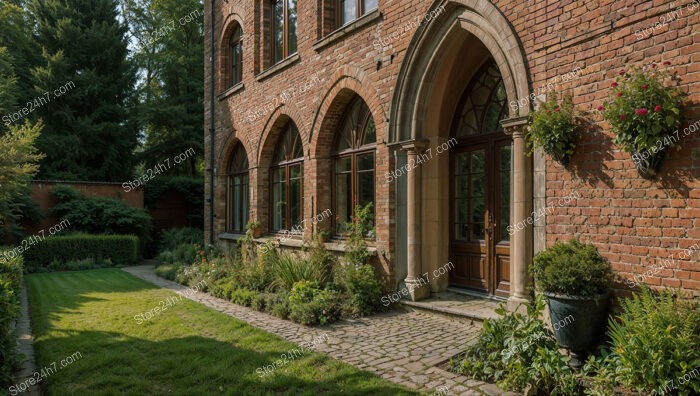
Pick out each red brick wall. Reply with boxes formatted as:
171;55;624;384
205;0;700;295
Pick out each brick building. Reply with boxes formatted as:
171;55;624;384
204;0;700;305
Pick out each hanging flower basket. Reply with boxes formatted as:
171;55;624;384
526;92;578;166
599;61;686;179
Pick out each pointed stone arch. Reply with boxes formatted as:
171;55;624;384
388;0;536;308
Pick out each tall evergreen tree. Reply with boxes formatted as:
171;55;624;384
122;0;204;177
30;0;137;181
0;1;40;109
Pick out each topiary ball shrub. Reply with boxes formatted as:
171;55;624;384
531;239;612;297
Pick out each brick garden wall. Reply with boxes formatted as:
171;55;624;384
204;0;700;295
26;181;144;235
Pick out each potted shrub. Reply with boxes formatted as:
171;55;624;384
526;92;579;165
531;239;613;368
600;61;686;178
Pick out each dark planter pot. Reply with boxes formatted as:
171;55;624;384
631;148;666;179
545;290;611;369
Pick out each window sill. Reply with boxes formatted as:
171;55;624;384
218;232;246;241
255;53;300;82
224;233;378;255
313;9;382;52
217;82;244;101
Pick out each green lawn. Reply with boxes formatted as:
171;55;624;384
26;269;417;395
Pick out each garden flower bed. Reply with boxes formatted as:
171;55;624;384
155;206;386;326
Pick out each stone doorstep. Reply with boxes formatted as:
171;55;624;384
396;292;501;323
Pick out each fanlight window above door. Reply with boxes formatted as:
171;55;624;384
454;61;508;138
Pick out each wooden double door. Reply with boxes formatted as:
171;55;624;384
449;135;511;298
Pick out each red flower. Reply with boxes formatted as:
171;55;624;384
597;105;604;111
635;108;649;116
616;92;623;97
611;82;618;87
654;105;662;112
663;61;671;65
641;85;648;90
620;114;626;120
619;69;626;75
651;63;657;68
554;107;560;112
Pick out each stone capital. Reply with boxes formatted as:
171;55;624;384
400;139;430;154
501;116;530;138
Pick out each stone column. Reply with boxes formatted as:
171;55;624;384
401;140;430;301
501;116;533;310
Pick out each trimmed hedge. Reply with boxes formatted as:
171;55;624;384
22;234;140;272
0;251;23;388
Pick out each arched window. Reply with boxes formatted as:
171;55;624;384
228;26;243;87
270;122;304;232
332;97;376;234
453;61;507;137
227;144;249;233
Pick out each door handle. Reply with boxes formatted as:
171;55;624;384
485;210;494;236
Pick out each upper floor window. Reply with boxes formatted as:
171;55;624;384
271;122;304;232
227;144;249;233
338;0;377;27
272;0;297;63
228;26;243;86
333;97;376;234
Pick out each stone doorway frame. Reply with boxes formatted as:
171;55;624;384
388;0;545;309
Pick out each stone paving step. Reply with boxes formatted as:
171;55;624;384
397;291;501;324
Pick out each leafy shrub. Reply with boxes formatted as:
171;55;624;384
237;243;277;291
450;295;577;395
169;243;198;265
271;298;290;319
159;227;204;252
22;234;140;272
229;288;257;307
332;263;383;317
0;252;23;388
51;185;152;250
531;239;612;297
264;293;287;315
584;288;700;395
271;250;330;291
526;92;578;164
288;281;342;326
46;258;106;272
252;293;267;312
343;202;374;266
155;264;180;280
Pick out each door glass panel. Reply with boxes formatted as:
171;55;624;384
469;150;486;241
499;145;512;241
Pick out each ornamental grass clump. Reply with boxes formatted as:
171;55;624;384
600;61;686;177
